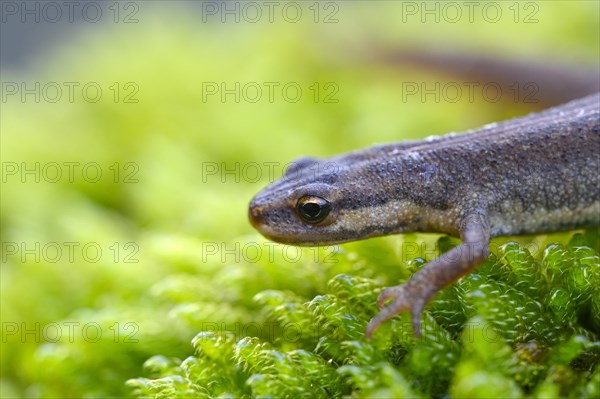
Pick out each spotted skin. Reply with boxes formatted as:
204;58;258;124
249;93;600;338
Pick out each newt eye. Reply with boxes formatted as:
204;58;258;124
296;195;331;224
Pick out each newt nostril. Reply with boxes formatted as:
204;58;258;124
248;203;264;228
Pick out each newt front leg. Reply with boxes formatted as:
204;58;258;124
366;212;490;339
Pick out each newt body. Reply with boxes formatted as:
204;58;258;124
248;92;600;338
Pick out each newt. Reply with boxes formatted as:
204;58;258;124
248;92;600;339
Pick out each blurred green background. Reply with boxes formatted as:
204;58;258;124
1;1;599;398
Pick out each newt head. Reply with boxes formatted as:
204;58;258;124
248;157;345;245
248;154;424;246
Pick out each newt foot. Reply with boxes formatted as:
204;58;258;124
365;283;428;340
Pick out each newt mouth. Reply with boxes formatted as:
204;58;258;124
248;202;307;244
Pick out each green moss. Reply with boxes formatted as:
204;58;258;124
127;231;599;398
